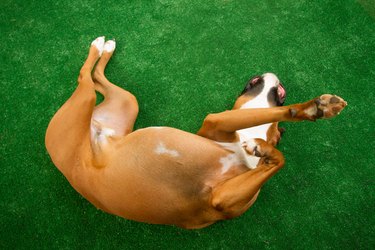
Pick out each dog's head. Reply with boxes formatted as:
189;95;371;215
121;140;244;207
233;73;286;109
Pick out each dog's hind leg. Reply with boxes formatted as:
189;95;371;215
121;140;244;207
91;40;139;143
45;37;104;173
197;95;347;142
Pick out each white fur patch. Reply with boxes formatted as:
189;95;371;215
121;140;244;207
104;40;116;53
155;142;180;157
91;36;105;56
304;105;317;117
240;92;270;109
244;139;257;153
90;121;115;146
237;124;271;142
219;153;241;174
217;142;260;171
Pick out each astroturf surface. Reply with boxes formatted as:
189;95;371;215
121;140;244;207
1;0;375;249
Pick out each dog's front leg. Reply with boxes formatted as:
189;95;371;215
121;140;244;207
210;139;284;218
197;94;347;142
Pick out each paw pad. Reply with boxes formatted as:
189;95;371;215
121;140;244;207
314;94;347;119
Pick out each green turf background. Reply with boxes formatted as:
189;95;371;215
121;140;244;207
1;0;374;249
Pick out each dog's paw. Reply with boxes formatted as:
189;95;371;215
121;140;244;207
243;139;265;157
291;94;347;121
91;36;105;56
314;94;347;119
303;94;347;120
104;40;116;53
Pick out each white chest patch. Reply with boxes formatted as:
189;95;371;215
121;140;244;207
217;142;260;173
155;142;180;157
240;93;270;109
219;153;241;174
237;124;271;142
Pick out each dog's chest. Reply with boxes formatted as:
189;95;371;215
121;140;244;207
237;124;271;142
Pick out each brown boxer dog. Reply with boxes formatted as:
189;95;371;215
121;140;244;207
45;37;347;229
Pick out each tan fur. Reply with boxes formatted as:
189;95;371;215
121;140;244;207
46;39;347;229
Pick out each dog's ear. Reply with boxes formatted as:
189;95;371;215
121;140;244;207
250;76;262;85
240;75;264;96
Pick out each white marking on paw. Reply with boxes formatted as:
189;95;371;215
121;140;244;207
155;142;180;157
91;36;105;56
304;105;318;117
244;139;260;156
244;139;257;149
104;40;116;53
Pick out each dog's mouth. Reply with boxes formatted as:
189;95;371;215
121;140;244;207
278;82;286;100
277;82;286;104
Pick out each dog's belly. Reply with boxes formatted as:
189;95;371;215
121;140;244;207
82;127;249;225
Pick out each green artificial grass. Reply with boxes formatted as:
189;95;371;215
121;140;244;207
1;0;374;249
